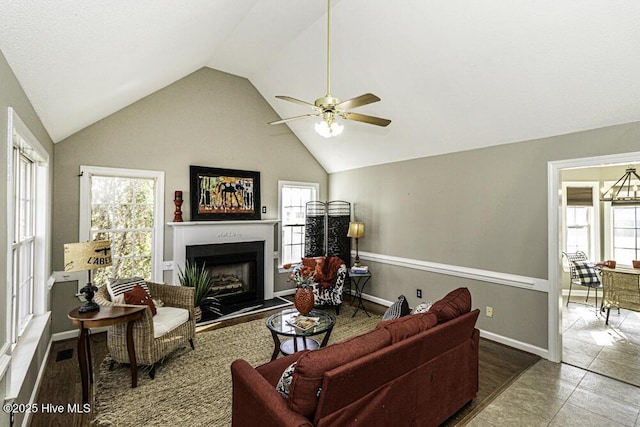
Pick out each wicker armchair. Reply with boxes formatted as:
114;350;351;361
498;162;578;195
94;282;196;378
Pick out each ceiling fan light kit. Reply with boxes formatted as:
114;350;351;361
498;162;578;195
269;0;391;137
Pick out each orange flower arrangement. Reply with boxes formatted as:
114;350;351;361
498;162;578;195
283;262;320;289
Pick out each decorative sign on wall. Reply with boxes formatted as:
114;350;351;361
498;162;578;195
189;165;261;221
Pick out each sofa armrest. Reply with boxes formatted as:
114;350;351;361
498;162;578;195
231;359;312;427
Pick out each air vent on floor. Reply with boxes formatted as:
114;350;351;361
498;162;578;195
56;348;74;362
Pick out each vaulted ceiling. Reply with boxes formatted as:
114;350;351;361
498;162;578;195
1;1;639;172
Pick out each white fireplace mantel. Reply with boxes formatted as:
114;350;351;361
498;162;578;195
168;220;278;299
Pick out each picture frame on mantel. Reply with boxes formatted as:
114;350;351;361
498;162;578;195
189;165;261;221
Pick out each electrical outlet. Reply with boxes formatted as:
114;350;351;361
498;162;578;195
417;289;422;298
262;206;267;214
486;306;494;318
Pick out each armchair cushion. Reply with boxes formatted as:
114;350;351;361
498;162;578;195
153;306;190;338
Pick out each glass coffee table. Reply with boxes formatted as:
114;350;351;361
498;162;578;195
266;308;335;361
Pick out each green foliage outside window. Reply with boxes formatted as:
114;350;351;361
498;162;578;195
91;176;155;286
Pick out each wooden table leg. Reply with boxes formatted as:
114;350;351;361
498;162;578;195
77;325;91;405
270;330;281;361
126;320;138;388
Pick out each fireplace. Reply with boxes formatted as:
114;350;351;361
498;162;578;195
186;241;264;309
170;220;277;319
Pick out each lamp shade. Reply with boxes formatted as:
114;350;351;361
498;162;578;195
347;222;365;239
64;240;112;272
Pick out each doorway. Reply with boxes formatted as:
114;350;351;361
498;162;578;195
548;152;640;386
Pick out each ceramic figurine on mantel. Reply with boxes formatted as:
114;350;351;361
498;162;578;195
174;191;184;222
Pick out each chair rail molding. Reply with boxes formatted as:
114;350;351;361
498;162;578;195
355;251;548;292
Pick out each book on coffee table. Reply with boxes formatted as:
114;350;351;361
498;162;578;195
286;315;320;331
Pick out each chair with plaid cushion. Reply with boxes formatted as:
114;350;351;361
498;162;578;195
562;251;602;309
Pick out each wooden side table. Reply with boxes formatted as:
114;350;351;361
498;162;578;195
68;305;145;404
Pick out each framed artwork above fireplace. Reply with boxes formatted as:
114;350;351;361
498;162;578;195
190;165;261;221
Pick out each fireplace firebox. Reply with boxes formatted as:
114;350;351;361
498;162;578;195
186;241;264;314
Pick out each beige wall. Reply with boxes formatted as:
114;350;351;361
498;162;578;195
0;49;54;421
52;67;329;330
329;121;640;349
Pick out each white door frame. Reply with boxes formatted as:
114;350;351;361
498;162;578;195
547;151;640;362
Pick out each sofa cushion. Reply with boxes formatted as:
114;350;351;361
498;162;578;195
289;327;391;418
107;276;149;303
428;287;472;323
124;284;157;316
382;295;410;320
276;362;297;399
376;312;438;343
152;306;189;338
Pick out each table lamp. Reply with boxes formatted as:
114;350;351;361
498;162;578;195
64;240;112;313
347;222;365;267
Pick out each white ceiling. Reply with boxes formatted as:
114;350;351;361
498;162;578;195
1;1;640;173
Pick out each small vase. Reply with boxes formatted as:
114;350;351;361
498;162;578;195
294;288;315;315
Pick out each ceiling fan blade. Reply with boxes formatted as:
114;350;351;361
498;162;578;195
275;95;318;110
342;112;391;127
335;93;381;110
269;113;319;125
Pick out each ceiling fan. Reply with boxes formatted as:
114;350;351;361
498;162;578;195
269;0;391;138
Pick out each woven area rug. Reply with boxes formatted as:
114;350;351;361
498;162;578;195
92;304;381;426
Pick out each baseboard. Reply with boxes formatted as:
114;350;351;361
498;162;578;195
20;339;53;427
52;326;108;342
479;329;548;359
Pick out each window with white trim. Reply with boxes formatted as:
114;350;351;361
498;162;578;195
562;182;599;263
605;204;640;266
79;166;164;287
279;181;319;267
6;108;49;345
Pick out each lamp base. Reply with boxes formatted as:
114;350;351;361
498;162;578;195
79;301;100;313
354;257;361;267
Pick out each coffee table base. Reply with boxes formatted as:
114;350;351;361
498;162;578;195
280;337;320;356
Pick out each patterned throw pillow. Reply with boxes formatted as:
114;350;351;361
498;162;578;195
107;277;149;303
382;295;410;320
571;261;601;285
123;284;157;316
411;301;433;314
276;362;297;399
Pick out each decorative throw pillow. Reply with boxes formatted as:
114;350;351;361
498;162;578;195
276;362;297;399
382;295;410;320
411;301;433;314
124;284;157;316
107;277;149;303
571;261;601;284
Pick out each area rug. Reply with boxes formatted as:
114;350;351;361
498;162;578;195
92;304;381;426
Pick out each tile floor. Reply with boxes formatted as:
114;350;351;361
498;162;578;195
467;297;640;426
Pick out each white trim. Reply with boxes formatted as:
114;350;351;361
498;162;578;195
79;165;165;284
6;107;50;348
561;181;600;262
278;180;319;267
357;251;548;292
479;329;549;359
547;151;640;363
51;326;108;342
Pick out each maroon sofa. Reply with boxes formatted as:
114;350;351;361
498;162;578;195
231;288;480;427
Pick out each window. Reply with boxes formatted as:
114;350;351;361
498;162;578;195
279;181;319;267
6;108;49;344
562;182;599;263
609;205;640;265
79;166;164;287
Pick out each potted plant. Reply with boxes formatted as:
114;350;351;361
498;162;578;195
178;261;221;321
